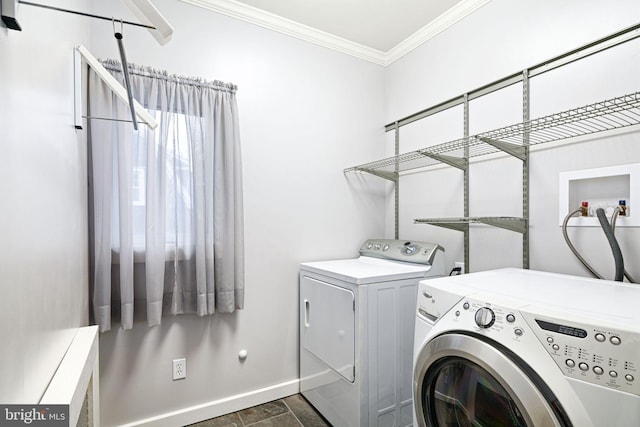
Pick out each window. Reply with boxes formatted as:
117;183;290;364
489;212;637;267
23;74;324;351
89;61;244;331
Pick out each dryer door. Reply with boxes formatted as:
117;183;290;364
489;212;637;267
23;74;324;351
414;333;572;427
301;276;356;382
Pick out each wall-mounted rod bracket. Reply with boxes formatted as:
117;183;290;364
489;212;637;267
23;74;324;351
3;0;173;45
20;1;155;28
2;0;157;32
74;44;158;130
1;0;21;30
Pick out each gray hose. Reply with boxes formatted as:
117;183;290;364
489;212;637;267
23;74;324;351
562;208;603;279
595;208;624;282
610;209;637;283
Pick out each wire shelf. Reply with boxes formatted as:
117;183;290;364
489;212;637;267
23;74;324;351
414;217;527;234
345;92;640;178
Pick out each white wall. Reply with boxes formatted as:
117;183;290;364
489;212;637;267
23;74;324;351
87;1;386;425
385;0;640;278
0;1;89;403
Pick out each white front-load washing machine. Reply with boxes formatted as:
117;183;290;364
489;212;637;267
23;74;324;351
413;268;640;427
300;239;445;427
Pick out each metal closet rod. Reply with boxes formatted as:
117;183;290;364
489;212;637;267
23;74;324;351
19;0;149;131
385;21;640;131
18;0;156;29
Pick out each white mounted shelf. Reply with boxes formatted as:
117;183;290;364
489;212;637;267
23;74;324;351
414;217;527;234
345;92;640;178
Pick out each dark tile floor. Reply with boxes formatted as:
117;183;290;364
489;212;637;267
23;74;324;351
187;394;331;427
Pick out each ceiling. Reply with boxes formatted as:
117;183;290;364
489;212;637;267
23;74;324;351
180;0;491;65
230;0;461;52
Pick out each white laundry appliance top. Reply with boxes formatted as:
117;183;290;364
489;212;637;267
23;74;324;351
424;268;640;326
300;239;445;285
300;256;434;284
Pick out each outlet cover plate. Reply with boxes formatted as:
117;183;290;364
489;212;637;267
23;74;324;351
173;358;186;380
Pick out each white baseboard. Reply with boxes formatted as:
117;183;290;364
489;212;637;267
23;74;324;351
119;379;300;427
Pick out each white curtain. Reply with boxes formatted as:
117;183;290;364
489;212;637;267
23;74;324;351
88;60;244;332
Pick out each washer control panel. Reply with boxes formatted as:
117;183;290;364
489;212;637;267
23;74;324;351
520;311;640;396
359;239;444;265
418;285;640;397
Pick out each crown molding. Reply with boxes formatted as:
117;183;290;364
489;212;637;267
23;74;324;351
179;0;491;66
385;0;491;65
180;0;387;64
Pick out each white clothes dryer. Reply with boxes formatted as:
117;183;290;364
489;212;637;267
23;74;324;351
300;239;445;427
413;268;640;427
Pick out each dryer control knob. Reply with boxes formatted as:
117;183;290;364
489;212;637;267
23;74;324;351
474;307;495;328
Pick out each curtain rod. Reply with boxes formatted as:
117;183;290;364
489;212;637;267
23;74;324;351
101;60;239;93
18;0;156;29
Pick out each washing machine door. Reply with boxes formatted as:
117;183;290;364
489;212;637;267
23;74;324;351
414;333;573;427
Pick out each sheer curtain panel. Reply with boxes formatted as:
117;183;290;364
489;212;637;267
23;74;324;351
88;61;244;332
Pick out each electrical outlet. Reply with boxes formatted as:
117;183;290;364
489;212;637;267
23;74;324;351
455;261;465;275
173;358;186;380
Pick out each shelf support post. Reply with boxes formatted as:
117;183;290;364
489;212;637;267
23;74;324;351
394;122;400;239
522;70;530;269
463;94;470;274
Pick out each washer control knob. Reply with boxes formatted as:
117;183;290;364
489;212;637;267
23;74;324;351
506;313;516;323
552;344;560;351
566;359;576;368
579;362;589;371
593;366;604;375
463;302;470;310
610;371;618;378
626;374;635;382
383;244;390;251
474;307;495;328
514;328;523;337
402;245;417;255
610;336;621;345
595;333;606;342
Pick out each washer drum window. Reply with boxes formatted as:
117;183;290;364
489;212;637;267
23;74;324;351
414;333;572;427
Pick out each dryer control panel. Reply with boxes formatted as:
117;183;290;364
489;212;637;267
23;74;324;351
360;239;444;265
519;310;640;397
